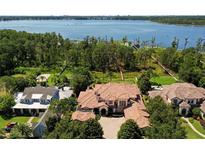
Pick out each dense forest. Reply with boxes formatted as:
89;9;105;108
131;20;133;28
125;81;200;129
0;30;135;76
1;16;205;25
150;16;205;25
0;29;205;88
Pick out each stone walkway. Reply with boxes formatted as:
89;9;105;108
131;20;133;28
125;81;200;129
182;117;205;138
98;117;125;139
27;116;34;126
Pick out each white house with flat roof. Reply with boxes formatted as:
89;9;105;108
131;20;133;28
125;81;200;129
13;86;59;115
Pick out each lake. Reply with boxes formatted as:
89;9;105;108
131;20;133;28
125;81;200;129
0;20;205;48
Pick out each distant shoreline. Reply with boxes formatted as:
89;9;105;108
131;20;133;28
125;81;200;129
0;15;205;26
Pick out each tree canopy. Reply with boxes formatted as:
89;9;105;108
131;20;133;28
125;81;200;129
71;67;94;96
118;119;143;139
0;95;15;114
49;97;77;118
10;123;32;139
137;71;152;95
46;113;103;139
145;96;186;139
179;49;203;86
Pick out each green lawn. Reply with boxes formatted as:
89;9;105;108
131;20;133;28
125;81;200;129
0;115;30;129
11;74;28;78
31;117;40;123
189;118;205;135
93;71;140;84
150;76;177;85
181;120;205;139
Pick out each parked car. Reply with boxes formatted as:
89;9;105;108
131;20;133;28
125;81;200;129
5;122;17;132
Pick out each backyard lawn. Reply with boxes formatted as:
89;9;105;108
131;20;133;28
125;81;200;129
150;75;177;85
0;115;30;129
31;117;40;123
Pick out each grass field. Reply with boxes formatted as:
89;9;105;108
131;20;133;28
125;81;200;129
93;71;140;84
0;115;30;129
150;75;177;85
181;119;205;139
189;118;205;135
31;117;40;123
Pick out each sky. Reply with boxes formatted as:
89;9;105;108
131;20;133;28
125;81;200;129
0;0;205;16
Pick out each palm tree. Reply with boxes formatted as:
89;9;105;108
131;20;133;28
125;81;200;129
171;37;179;49
10;124;32;139
196;38;203;52
184;38;189;50
151;37;156;48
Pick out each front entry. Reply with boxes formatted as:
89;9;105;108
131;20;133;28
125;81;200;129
93;108;100;114
108;108;113;115
181;108;188;116
101;108;107;116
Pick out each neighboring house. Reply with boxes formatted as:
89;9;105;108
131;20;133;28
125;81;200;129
36;74;51;83
148;83;205;116
72;83;149;128
13;86;59;115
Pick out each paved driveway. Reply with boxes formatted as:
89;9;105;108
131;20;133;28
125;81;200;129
99;117;125;139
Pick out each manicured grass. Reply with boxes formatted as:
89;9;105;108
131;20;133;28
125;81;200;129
14;66;41;75
12;74;28;78
31;117;40;123
189;118;205;135
150;75;177;85
93;71;140;84
181;119;205;139
0;115;30;129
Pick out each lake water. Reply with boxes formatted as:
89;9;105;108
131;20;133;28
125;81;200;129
0;20;205;48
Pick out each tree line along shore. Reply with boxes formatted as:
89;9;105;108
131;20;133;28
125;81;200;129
0;16;205;25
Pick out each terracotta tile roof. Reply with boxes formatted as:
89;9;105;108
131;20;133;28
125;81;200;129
77;90;99;109
124;102;150;128
95;83;140;100
72;111;96;121
149;83;205;101
74;83;149;126
77;83;140;110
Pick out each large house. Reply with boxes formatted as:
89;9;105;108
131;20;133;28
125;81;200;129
72;83;149;128
148;83;205;116
13;86;59;115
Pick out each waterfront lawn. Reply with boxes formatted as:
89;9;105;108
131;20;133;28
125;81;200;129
150;75;177;85
0;115;30;129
